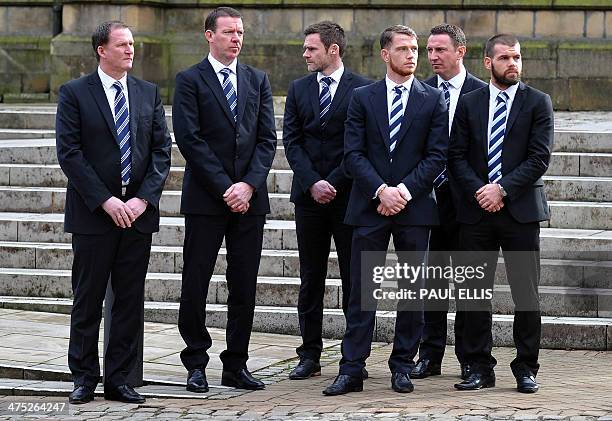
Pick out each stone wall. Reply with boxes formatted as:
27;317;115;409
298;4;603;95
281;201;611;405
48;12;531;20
0;0;611;109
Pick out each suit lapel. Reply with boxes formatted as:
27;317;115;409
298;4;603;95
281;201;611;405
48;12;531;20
325;71;352;123
369;80;391;150
394;78;426;149
235;63;250;127
479;86;491;155
87;72;119;144
308;74;321;127
505;82;526;134
126;75;141;174
459;73;473;96
197;58;235;126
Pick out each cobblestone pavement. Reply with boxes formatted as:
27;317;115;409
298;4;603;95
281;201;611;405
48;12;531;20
0;309;611;419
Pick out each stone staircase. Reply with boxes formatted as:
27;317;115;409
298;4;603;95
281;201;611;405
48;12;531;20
0;103;610;350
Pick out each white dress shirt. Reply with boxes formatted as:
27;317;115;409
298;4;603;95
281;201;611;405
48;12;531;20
97;66;129;121
437;64;466;135
317;65;344;100
208;53;238;97
487;81;519;145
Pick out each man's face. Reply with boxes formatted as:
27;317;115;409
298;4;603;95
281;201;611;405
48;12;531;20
485;42;522;87
382;33;418;78
206;16;243;65
98;27;134;75
303;33;334;73
427;33;465;80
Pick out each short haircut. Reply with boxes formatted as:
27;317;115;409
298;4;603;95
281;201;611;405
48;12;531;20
205;6;242;32
430;23;467;48
92;21;129;62
484;33;519;58
380;25;417;50
304;21;347;58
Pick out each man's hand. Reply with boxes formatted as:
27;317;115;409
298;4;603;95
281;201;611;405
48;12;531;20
377;186;407;216
102;196;135;228
475;184;504;212
309;180;336;204
223;182;254;213
125;198;148;221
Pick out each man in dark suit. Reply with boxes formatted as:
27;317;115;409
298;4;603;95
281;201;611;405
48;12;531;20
282;21;371;380
323;25;448;396
412;24;486;381
448;34;553;393
56;21;172;404
172;7;277;392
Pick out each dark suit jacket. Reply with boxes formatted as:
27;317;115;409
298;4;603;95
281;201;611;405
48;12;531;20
172;58;277;215
282;70;372;206
344;78;449;227
424;71;487;220
448;81;554;224
56;72;172;235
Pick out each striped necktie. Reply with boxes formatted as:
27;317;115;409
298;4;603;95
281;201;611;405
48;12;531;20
389;85;405;158
488;91;510;183
319;76;333;122
112;81;131;185
220;68;237;122
433;81;451;188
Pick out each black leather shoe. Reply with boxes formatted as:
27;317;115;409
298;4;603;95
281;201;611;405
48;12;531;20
411;358;442;379
454;372;496;390
69;385;95;404
186;368;209;393
104;384;145;404
322;374;363;396
362;367;369;379
460;363;472;380
221;368;265;390
391;372;414;393
516;375;539;393
289;359;321;380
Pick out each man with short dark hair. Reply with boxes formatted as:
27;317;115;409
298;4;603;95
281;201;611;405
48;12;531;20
173;6;277;392
411;23;486;381
57;20;172;404
323;25;448;396
283;21;371;380
449;34;553;393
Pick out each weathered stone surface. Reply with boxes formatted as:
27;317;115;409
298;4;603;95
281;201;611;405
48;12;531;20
354;9;404;36
6;6;53;35
304;9;353;33
497;11;534;36
586;11;605;38
446;10;496;37
403;10;445;35
568;78;612;111
536;11;585;37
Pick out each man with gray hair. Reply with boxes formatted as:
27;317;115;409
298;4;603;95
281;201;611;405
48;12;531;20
322;25;448;396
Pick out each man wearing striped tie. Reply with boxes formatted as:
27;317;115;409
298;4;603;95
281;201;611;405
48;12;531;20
323;25;448;396
56;21;172;404
448;34;554;393
172;7;277;393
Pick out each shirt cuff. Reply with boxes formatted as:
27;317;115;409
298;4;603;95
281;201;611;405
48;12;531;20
397;183;412;202
373;183;387;199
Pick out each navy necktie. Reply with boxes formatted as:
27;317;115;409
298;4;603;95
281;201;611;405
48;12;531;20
220;68;237;122
319;76;333;122
488;91;509;183
389;85;405;158
433;81;451;188
113;81;131;184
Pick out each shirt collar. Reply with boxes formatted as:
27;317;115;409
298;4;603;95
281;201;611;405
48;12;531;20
317;64;344;85
208;53;238;76
98;66;127;91
489;80;519;103
437;64;466;90
385;75;413;94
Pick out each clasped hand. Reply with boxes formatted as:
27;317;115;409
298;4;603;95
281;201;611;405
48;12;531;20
475;183;504;212
309;180;336;204
376;187;408;216
223;182;254;214
102;197;148;228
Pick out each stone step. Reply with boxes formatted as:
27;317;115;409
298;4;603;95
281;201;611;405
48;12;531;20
1;296;610;350
0;129;55;140
0;241;608;290
0;186;609;229
0;163;609;201
0;268;610;318
0;212;610;261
